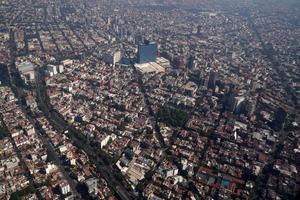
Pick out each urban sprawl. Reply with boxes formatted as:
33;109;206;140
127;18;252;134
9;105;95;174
0;0;299;200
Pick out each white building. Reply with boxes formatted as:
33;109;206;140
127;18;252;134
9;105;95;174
59;181;71;195
45;163;57;175
103;50;121;66
113;51;121;65
18;62;35;82
62;59;73;66
47;65;58;76
235;96;245;113
25;127;35;136
161;167;178;178
0;184;6;195
58;145;67;153
156;57;171;68
85;178;98;195
135;62;165;74
99;135;111;149
135;57;170;74
3;157;19;170
58;65;64;73
181;158;188;170
229;96;245;113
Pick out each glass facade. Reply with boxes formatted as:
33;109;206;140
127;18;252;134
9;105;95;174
137;41;157;64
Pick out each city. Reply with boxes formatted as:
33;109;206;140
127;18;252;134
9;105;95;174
0;0;299;200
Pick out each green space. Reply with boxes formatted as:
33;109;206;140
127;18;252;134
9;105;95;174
10;184;36;200
0;126;8;139
156;106;188;127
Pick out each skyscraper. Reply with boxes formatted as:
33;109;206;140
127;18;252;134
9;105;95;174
187;55;195;69
137;40;157;64
208;71;217;90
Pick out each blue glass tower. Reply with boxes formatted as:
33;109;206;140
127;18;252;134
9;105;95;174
137;40;157;64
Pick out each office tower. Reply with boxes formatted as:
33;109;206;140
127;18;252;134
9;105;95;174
245;98;257;117
187;55;197;69
208;71;217;90
137;40;157;64
103;50;121;66
228;95;245;113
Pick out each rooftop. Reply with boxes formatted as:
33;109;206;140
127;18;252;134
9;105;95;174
18;62;35;73
135;62;165;74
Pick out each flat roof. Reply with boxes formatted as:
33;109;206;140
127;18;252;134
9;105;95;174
135;62;165;74
156;57;169;63
18;62;35;73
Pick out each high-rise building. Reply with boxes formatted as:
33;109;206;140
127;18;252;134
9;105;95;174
187;55;195;69
245;97;257;117
208;71;217;90
228;95;245;113
137;40;157;64
103;50;121;66
135;35;145;45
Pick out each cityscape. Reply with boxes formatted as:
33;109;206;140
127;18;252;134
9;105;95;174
0;0;299;200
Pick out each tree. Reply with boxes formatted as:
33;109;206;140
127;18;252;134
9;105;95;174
10;184;36;200
124;148;134;160
0;126;8;139
156;106;188;127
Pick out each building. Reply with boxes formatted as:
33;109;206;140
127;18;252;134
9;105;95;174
163;168;178;178
61;59;73;66
18;62;35;82
46;64;64;76
45;163;56;175
103;50;121;66
207;71;217;90
47;65;58;76
58;65;64;73
134;62;165;74
85;177;98;195
187;55;196;69
135;35;145;45
228;95;245;113
59;181;71;195
173;56;186;68
156;57;171;69
0;184;6;196
183;81;198;97
99;135;111;149
245;98;257;117
137;40;157;64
